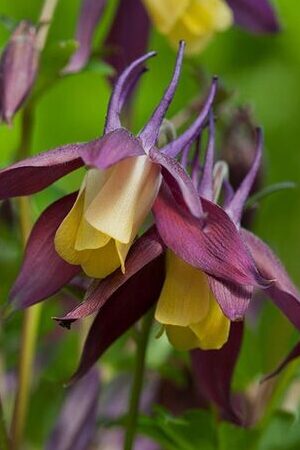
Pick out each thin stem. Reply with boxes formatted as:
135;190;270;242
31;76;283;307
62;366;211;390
124;309;154;450
9;1;60;448
36;0;60;50
0;397;10;450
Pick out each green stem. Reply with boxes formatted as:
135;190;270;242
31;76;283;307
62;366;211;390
9;1;60;447
124;309;154;450
0;397;10;450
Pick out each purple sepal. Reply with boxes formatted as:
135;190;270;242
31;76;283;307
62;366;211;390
0;21;39;124
63;0;107;73
46;368;100;450
208;276;253;321
162;78;218;158
262;341;300;382
105;0;150;80
150;148;203;218
55;227;165;326
139;41;185;151
10;193;80;309
198;110;215;201
153;181;266;288
0;144;84;199
79;129;144;169
242;229;300;330
69;256;165;383
226;128;263;224
227;0;280;34
104;51;156;133
191;322;244;425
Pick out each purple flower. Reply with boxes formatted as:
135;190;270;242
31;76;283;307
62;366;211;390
1;42;218;309
0;21;39;124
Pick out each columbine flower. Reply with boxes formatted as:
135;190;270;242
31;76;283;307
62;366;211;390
1;42;218;308
141;0;280;54
0;21;39;124
56;109;300;384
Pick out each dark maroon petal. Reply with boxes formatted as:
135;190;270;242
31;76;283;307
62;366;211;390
105;0;150;81
69;256;165;383
198;110;215;201
153;181;266;287
226;128;263;224
262;341;300;382
149;148;203;218
227;0;280;34
10;193;81;309
104;51;156;133
46;368;100;450
79;128;144;169
208;276;253;321
139;41;185;151
63;0;107;73
0;21;39;124
191;322;244;425
162;78;217;158
0;144;84;199
55;227;165;326
242;229;300;331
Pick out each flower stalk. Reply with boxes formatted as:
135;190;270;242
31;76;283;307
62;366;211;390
124;309;154;450
0;397;9;450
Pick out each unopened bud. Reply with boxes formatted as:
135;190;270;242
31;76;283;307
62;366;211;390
0;21;39;124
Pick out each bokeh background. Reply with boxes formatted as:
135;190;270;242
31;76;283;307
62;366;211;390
0;0;300;449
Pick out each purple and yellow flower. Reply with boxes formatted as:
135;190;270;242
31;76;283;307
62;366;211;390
0;42;219;306
55;110;300;385
65;0;280;74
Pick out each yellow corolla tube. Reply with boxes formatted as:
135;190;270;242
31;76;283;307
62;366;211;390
142;0;233;54
55;156;162;278
155;251;230;350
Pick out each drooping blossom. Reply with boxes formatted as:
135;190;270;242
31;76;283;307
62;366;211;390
58;107;300;387
1;42;219;308
64;0;280;74
0;21;39;124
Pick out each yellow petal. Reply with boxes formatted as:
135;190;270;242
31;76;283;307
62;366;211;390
142;0;189;33
75;218;110;251
115;240;132;274
81;239;121;279
190;291;230;349
165;324;199;351
155;251;210;326
85;156;161;244
54;190;85;265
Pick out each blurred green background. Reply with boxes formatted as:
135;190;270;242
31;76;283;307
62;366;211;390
1;0;300;448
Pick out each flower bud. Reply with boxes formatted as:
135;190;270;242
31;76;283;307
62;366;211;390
0;21;39;124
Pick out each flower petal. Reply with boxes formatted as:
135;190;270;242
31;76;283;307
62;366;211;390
153;181;265;287
85;155;161;244
208;275;253;321
79;129;145;170
69;256;165;382
225;128;263;224
162;77;217;158
105;51;156;133
104;0;150;80
55;227;165;326
46;368;100;450
0;144;84;199
10;193;80;309
166;325;199;351
227;0;280;34
63;0;107;73
155;251;210;326
198;110;215;200
262;341;300;382
242;229;300;331
149;148;203;218
190;291;231;350
139;41;185;151
191;322;244;425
